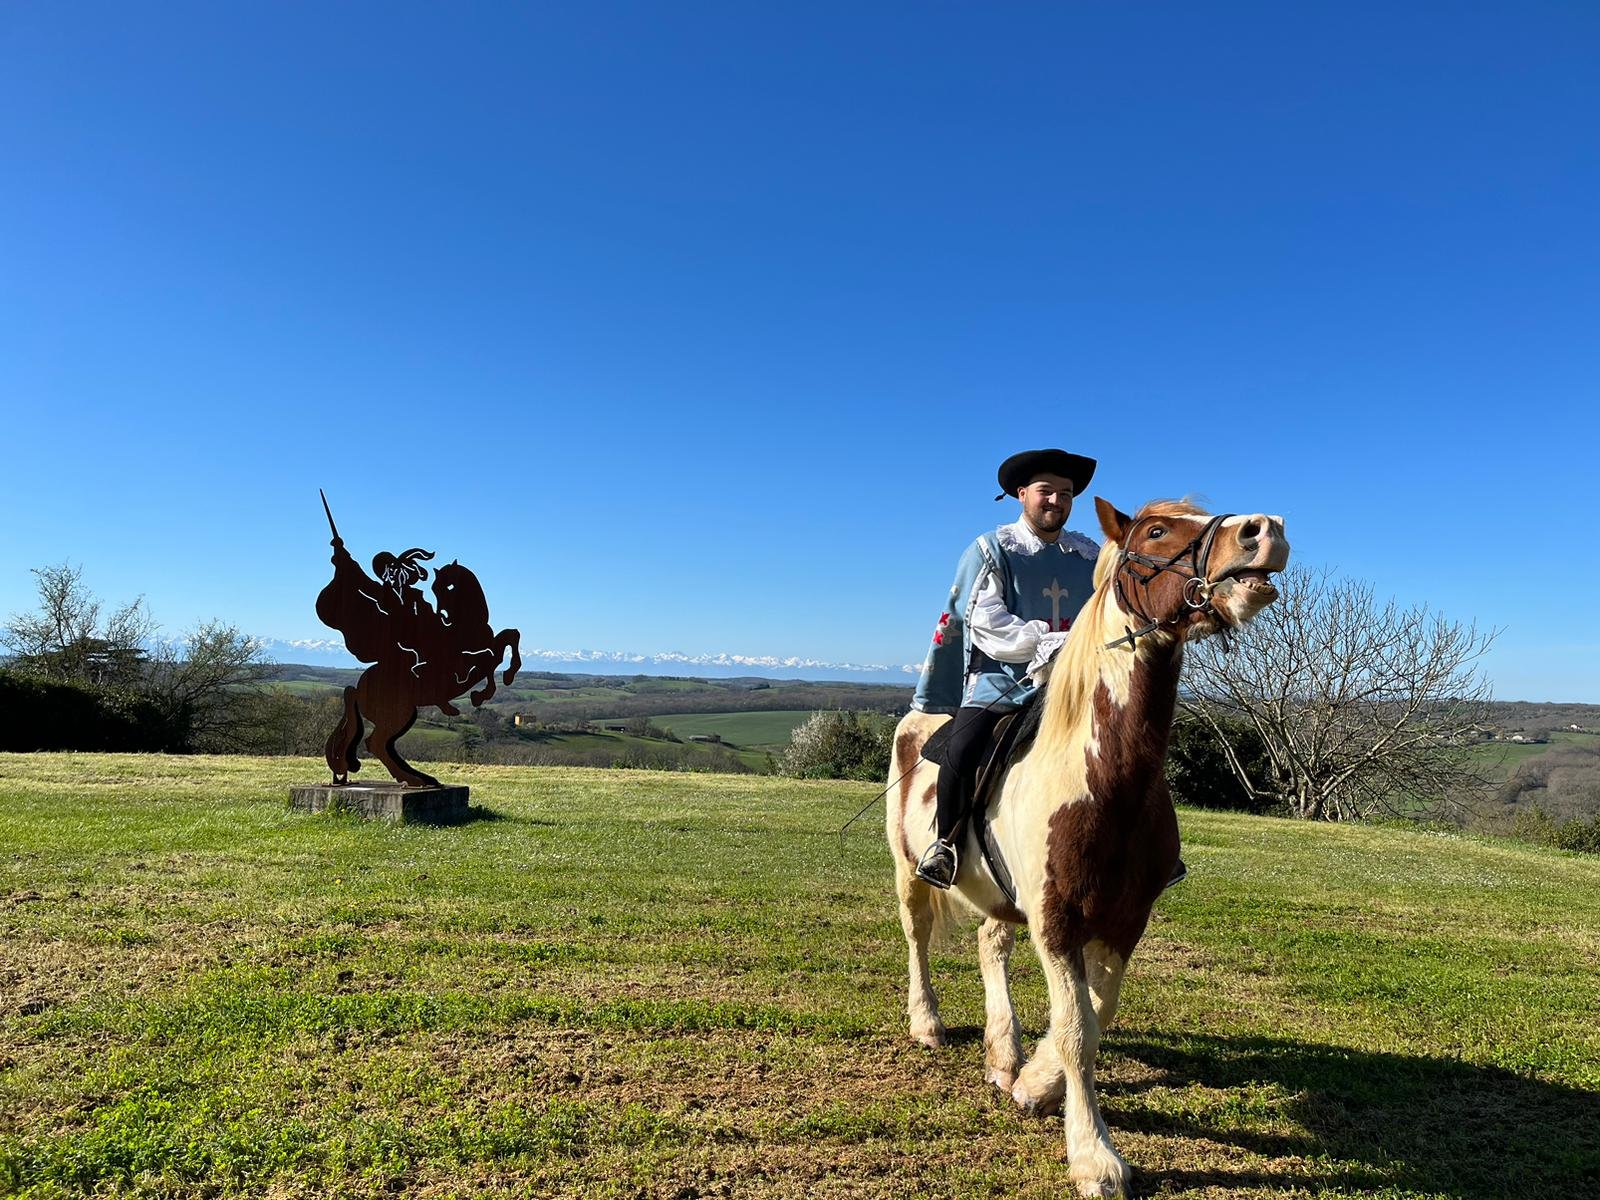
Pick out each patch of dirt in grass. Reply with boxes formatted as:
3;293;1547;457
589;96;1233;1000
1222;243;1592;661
0;936;208;1014
219;1026;1422;1197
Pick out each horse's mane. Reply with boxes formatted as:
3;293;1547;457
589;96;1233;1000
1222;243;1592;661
1038;500;1209;745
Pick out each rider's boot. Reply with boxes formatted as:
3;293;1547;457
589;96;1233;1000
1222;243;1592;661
915;838;960;890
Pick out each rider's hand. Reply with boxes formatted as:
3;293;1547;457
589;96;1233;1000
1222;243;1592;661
1028;631;1070;683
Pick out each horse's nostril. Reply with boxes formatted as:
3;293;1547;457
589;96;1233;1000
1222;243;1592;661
1240;518;1262;540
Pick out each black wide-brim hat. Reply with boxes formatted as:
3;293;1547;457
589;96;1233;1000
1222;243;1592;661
994;449;1097;500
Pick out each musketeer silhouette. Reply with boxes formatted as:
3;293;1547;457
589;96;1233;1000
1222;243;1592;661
314;491;521;787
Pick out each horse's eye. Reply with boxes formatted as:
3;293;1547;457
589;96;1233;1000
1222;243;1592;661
1148;527;1166;539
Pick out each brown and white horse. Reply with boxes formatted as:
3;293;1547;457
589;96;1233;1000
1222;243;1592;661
887;498;1288;1198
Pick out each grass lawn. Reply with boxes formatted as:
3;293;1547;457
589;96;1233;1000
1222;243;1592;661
1;753;1597;1198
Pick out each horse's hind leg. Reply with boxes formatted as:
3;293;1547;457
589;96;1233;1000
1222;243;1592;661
979;917;1022;1092
369;709;440;788
359;676;440;788
324;686;362;784
896;860;945;1049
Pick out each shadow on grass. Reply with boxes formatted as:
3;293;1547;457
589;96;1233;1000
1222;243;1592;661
294;802;507;827
396;804;508;826
1104;1030;1600;1199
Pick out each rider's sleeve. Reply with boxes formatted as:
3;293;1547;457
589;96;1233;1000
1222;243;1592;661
968;568;1049;663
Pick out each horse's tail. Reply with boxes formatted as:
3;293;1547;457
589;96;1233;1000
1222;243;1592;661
924;879;969;948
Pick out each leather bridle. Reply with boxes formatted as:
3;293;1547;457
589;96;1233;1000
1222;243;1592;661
1105;513;1234;650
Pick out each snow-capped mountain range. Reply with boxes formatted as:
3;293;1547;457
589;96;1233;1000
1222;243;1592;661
256;638;922;684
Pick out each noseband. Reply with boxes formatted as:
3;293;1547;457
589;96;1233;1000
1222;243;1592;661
1105;514;1234;650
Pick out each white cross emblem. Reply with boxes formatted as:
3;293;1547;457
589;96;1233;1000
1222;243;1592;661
1043;579;1068;630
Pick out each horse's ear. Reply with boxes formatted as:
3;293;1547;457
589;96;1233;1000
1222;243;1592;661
1095;497;1132;544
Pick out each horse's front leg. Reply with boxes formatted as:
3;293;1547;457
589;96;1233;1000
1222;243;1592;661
1035;943;1130;1199
1011;1031;1065;1117
1084;939;1128;1033
498;628;521;685
461;651;496;706
469;670;497;707
978;918;1022;1092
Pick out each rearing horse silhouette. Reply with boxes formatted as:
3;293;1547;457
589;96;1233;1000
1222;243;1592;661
314;501;521;787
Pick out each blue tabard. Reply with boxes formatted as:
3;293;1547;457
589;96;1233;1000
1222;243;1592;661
911;524;1099;714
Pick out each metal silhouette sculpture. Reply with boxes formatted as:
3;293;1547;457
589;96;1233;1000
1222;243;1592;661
314;491;521;787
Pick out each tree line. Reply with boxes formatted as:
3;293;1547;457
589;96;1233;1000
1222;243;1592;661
1;563;270;753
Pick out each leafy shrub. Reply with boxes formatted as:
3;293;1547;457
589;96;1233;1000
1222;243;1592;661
622;715;676;740
0;670;178;752
1166;714;1277;813
779;711;894;781
1512;806;1600;855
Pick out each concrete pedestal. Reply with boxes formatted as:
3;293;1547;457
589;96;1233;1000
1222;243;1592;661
289;783;470;822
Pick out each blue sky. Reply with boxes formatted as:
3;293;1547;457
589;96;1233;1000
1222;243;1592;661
2;3;1596;699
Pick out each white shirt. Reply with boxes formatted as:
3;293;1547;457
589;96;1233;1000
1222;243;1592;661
969;520;1055;664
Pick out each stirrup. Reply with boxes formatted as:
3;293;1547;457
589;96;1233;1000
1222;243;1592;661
915;838;960;890
1165;857;1188;890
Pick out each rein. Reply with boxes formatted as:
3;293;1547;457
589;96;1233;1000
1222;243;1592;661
1105;513;1234;650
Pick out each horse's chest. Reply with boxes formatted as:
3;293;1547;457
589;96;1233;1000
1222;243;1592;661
1039;794;1177;955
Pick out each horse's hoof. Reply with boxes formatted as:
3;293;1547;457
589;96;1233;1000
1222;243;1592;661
1070;1148;1131;1198
985;1067;1016;1093
910;1027;946;1050
1073;1181;1125;1200
1010;1079;1061;1117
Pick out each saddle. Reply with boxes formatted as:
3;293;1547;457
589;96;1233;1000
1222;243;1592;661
922;687;1190;906
921;688;1050;905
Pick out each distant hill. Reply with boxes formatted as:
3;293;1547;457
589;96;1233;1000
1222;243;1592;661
262;664;913;773
266;664;913;724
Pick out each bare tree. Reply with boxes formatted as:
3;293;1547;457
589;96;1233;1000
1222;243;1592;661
1182;564;1498;822
143;621;273;752
4;562;155;686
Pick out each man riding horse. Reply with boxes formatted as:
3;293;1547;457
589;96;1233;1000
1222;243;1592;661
911;448;1099;889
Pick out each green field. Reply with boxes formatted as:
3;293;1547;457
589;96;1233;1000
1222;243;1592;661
644;710;816;748
2;754;1597;1198
1466;729;1596;781
513;729;771;772
394;724;465;759
265;680;345;699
